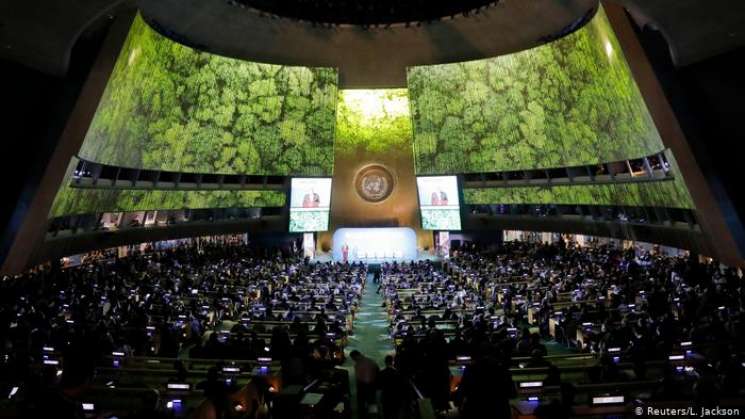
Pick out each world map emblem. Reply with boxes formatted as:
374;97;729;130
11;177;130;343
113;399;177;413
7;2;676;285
355;165;395;203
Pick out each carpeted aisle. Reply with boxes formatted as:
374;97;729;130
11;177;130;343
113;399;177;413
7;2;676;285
342;272;395;418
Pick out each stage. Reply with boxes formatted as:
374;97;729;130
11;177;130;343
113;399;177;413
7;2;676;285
306;227;446;263
311;251;442;264
334;227;415;262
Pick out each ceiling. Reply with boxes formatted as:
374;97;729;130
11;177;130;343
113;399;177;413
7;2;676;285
1;0;744;86
617;0;745;66
136;0;596;87
228;0;498;25
0;0;126;76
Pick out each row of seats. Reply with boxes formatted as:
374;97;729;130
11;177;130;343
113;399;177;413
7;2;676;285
0;243;366;418
375;241;745;418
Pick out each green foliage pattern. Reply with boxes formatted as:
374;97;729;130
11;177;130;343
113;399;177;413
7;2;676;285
421;208;462;230
289;211;329;232
50;186;285;218
464;179;693;209
78;15;337;176
335;89;414;154
408;7;663;174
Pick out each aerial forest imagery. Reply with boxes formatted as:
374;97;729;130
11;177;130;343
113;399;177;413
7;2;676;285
52;9;696;219
50;160;286;218
408;7;665;175
50;188;285;218
289;211;330;233
78;15;338;176
421;208;462;231
464;178;694;209
335;89;414;156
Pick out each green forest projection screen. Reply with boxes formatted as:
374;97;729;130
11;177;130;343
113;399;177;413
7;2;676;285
50;15;337;218
78;15;337;176
51;8;695;220
408;7;694;210
408;7;665;174
50;158;286;218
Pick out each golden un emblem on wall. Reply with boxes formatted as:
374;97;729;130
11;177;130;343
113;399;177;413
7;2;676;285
355;164;395;203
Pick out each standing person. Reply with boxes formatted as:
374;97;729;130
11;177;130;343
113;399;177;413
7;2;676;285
302;189;319;208
458;353;516;419
378;355;407;419
302;190;312;208
342;243;350;262
439;190;449;206
312;190;321;207
350;350;379;418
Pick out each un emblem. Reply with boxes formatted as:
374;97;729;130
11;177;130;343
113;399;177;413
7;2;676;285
355;164;395;203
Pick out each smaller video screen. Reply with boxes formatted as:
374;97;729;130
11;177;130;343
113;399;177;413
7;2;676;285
289;178;332;232
416;176;461;230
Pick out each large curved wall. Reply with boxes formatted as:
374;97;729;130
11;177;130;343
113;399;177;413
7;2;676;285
409;7;663;174
49;14;337;220
464;178;692;209
50;185;285;218
43;6;702;261
78;14;338;176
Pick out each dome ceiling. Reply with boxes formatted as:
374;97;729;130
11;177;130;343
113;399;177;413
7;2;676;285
228;0;498;26
138;0;598;88
2;0;743;82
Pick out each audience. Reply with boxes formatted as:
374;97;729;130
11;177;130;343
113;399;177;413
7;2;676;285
3;238;745;418
0;242;364;418
377;239;745;416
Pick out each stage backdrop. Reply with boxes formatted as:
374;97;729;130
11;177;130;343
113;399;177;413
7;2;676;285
332;228;418;261
318;89;434;253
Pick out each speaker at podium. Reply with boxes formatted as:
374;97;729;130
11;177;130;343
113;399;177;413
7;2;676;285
332;227;418;262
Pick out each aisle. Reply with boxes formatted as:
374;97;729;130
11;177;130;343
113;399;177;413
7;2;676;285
347;273;394;364
342;273;394;418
